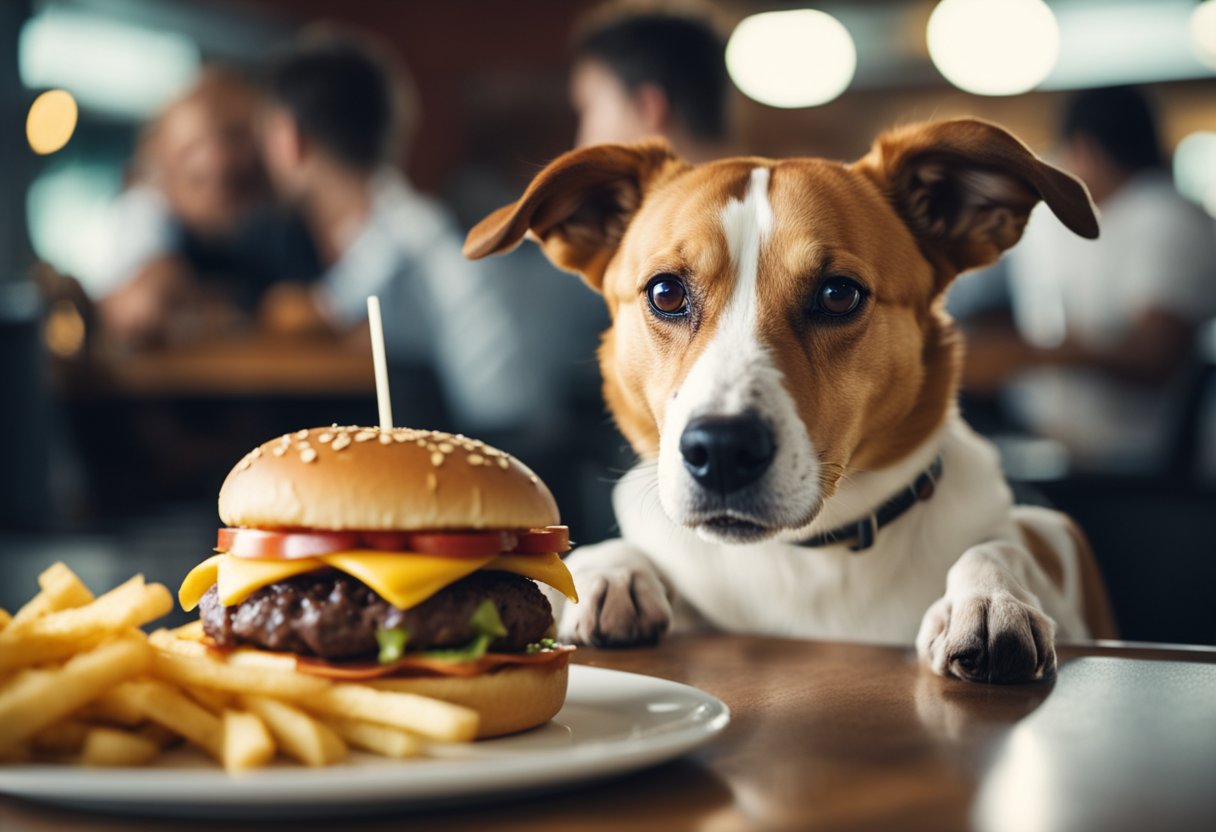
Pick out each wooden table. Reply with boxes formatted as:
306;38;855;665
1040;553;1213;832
2;635;1214;831
58;335;376;398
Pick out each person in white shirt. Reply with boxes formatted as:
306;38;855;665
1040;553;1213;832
257;33;531;432
964;86;1216;473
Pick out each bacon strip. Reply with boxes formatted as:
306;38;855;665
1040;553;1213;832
200;637;575;680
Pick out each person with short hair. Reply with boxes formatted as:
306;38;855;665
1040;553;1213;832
569;5;734;160
965;85;1216;472
258;32;529;432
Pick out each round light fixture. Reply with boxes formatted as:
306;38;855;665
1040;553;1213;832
1173;131;1216;218
26;88;78;155
1192;1;1216;70
726;9;857;108
927;0;1060;96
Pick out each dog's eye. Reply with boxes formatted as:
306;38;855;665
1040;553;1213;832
812;277;865;318
646;275;689;318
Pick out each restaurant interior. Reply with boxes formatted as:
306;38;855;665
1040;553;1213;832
2;0;1216;827
4;0;1213;644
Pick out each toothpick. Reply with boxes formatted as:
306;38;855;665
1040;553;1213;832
367;296;393;431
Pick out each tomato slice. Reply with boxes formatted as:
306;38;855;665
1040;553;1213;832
360;532;412;551
512;526;571;554
405;531;517;558
217;528;360;559
217;525;571;560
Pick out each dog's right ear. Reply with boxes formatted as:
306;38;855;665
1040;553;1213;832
463;139;683;292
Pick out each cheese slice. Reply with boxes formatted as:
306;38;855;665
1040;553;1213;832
321;551;495;611
488;552;579;604
178;549;579;612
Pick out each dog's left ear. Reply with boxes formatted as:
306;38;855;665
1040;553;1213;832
855;118;1098;285
463;139;684;292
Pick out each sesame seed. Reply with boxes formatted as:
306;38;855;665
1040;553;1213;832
355;431;376;442
426;472;438;492
332;433;351;451
467;454;485;466
529;475;538;483
431;451;445;467
272;446;287;457
497;457;510;469
318;432;333;444
379;433;393;445
238;459;251;471
394;432;409;443
250;447;263;458
416;439;427;447
301;448;318;463
296;429;309;439
438;442;453;454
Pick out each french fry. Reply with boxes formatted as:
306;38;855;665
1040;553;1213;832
80;687;147;727
11;562;95;626
327;718;424;759
150;630;297;672
242;695;346;767
81;727;161;767
150;643;330;700
221;709;275;773
0;630;110;676
119;679;222;761
186;686;234;714
31;719;91;753
0;578;172;674
0;637;151;751
308;684;479;742
169;620;205;641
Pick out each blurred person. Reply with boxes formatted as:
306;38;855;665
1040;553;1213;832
257;32;529;432
570;2;735;160
964;86;1216;472
93;68;318;346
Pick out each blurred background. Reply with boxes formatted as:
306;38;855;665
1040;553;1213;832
1;0;1214;643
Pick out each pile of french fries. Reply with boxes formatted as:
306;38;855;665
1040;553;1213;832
0;563;479;772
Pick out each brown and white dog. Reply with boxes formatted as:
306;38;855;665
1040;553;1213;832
465;119;1118;683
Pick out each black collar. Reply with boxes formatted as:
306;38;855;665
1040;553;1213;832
795;455;943;552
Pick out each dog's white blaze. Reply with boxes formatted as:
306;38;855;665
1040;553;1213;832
657;167;821;537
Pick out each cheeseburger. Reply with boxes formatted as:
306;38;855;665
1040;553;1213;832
177;425;578;737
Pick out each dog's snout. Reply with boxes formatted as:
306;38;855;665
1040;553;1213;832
679;414;775;495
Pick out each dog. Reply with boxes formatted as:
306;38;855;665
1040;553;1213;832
465;118;1118;683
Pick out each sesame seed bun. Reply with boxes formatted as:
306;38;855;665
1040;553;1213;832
218;426;559;531
368;662;569;738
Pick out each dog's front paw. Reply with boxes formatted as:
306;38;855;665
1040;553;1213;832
917;594;1057;683
558;566;672;648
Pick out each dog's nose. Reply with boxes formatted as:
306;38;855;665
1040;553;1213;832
679;414;775;495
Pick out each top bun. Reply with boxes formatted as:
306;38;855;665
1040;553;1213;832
218;426;559;531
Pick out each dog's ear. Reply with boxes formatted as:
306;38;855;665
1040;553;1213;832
463;139;683;291
855;118;1098;285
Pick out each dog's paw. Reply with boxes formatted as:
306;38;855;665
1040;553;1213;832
558;566;672;648
917;594;1057;684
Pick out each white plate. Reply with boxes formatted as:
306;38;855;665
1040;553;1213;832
0;665;729;818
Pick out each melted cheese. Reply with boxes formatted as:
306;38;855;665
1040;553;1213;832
178;549;578;612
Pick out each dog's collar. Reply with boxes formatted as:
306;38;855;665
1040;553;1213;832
795;454;944;552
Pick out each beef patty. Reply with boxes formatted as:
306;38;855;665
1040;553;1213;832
199;570;553;660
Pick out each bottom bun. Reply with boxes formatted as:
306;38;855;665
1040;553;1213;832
366;663;569;738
